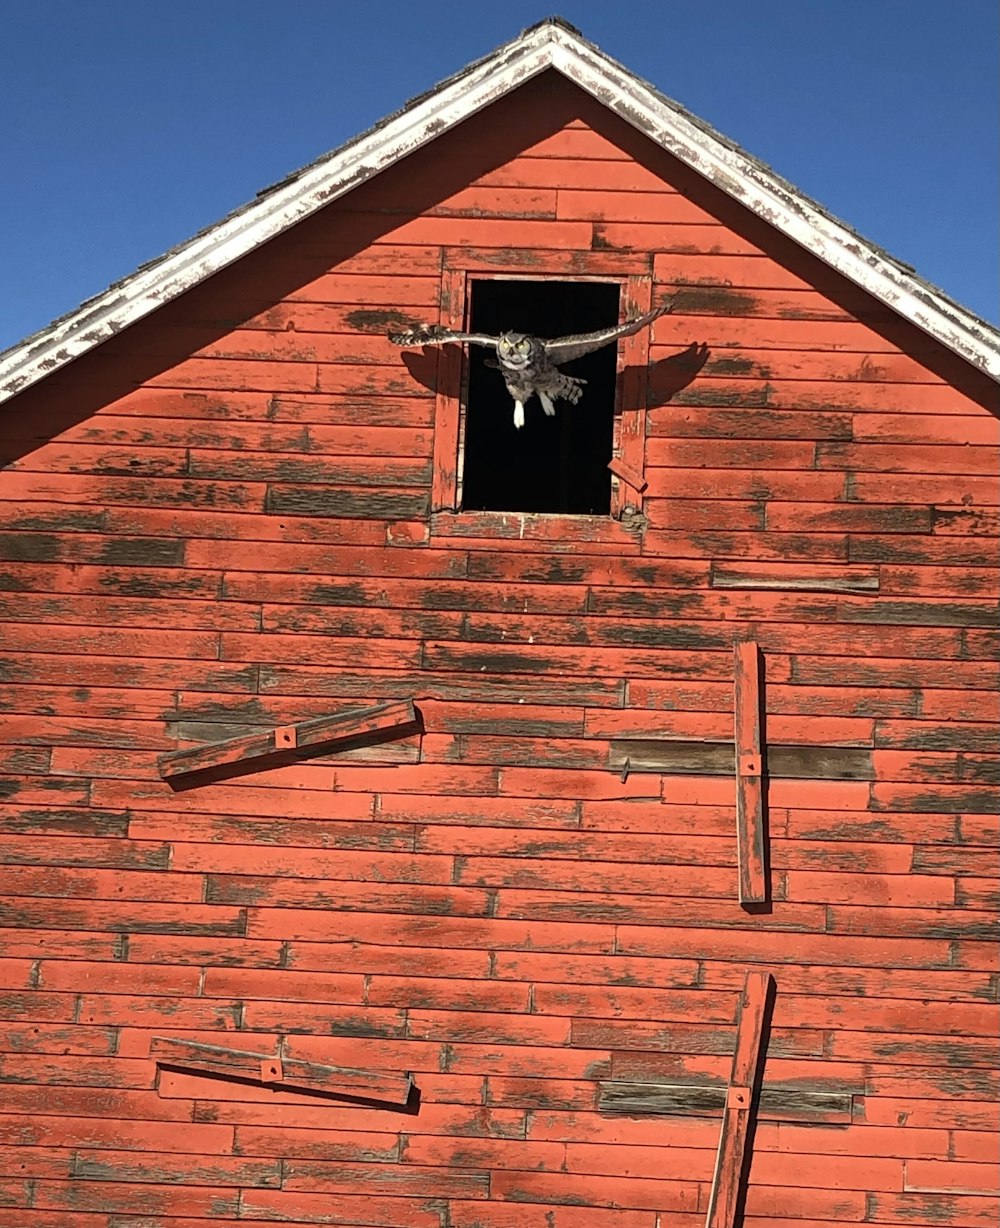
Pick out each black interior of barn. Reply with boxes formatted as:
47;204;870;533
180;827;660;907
461;279;620;515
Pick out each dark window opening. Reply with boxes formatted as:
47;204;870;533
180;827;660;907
461;279;621;515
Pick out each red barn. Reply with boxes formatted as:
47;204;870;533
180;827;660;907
0;18;997;1228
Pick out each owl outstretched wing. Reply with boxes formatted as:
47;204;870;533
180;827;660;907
388;324;499;349
542;300;674;364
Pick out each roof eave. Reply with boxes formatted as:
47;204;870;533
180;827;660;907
1;18;997;403
0;24;562;403
545;35;999;378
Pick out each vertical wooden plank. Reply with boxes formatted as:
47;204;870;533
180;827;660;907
431;265;466;512
704;970;775;1228
733;640;768;905
612;273;654;518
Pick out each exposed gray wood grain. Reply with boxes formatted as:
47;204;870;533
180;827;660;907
609;740;874;779
711;566;879;593
598;1080;853;1123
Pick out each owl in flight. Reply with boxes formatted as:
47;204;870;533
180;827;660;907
389;301;672;429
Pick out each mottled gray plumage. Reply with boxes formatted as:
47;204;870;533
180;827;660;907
388;301;672;428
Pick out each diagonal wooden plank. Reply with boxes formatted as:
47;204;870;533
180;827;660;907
704;969;775;1228
607;455;648;494
158;699;417;782
151;1037;413;1105
734;641;768;905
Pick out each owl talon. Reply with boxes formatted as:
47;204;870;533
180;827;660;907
539;392;556;416
513;402;525;429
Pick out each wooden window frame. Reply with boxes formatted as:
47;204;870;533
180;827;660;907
430;250;655;529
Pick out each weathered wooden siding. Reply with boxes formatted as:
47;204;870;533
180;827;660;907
0;73;997;1228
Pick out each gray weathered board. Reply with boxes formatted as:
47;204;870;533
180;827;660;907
609;740;873;780
598;1080;853;1124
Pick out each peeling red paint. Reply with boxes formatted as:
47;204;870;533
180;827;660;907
0;28;996;1228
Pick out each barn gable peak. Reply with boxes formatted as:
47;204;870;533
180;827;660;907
1;15;997;402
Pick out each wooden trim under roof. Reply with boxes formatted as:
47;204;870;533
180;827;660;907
1;15;997;403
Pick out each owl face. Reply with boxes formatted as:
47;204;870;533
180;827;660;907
497;332;538;370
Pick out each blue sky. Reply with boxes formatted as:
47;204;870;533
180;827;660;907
2;0;997;353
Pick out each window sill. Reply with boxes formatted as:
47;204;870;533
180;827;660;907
429;510;644;551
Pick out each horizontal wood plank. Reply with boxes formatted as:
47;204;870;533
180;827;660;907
598;1080;853;1123
609;740;874;780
